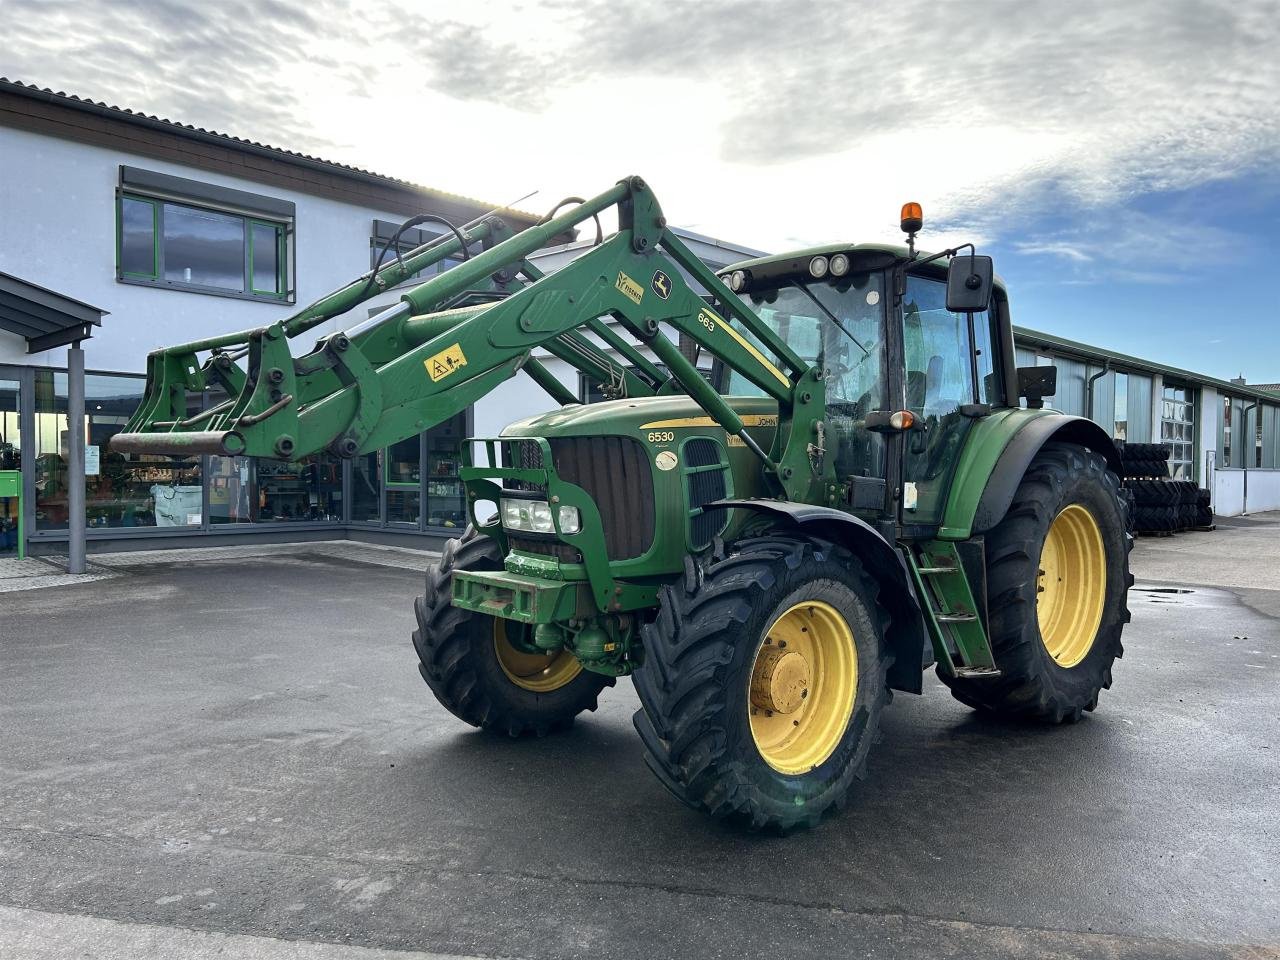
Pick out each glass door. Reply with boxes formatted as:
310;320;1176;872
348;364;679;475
899;276;985;525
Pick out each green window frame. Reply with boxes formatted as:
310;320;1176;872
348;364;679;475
115;193;292;303
117;196;160;280
248;219;288;297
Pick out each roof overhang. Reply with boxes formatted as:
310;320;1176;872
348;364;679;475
0;272;106;353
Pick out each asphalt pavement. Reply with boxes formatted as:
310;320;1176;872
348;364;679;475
1;522;1277;960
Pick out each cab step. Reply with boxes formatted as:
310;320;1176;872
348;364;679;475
904;541;999;679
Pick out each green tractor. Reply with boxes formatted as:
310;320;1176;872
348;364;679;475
114;177;1131;830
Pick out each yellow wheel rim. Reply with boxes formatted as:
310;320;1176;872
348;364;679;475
493;621;582;693
748;601;857;775
1037;503;1107;668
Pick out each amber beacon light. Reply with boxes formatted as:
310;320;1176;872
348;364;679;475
900;202;923;234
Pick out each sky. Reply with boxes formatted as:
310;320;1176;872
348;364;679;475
3;0;1278;381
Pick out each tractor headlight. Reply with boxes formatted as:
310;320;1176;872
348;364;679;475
829;253;850;276
728;269;747;292
500;497;556;534
557;505;581;535
809;255;829;278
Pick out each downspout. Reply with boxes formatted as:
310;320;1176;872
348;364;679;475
1086;360;1111;423
1242;401;1258;515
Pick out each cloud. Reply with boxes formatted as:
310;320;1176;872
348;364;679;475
1014;243;1094;263
1;0;1278;255
1007;204;1248;283
0;0;354;154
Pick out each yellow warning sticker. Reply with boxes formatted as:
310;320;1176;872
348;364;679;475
424;343;468;382
615;271;645;305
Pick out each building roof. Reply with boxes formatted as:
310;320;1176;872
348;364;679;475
0;271;106;353
1014;325;1280;406
0;77;542;226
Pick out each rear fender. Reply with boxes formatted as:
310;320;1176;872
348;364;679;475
973;417;1120;534
940;410;1121;539
717;498;928;694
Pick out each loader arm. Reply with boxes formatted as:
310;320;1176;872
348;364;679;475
112;176;827;501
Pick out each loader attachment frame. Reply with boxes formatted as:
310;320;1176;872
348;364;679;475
113;176;829;502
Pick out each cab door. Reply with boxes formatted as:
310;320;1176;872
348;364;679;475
898;275;995;526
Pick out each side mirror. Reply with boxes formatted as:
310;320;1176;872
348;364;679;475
1017;365;1057;409
945;254;994;313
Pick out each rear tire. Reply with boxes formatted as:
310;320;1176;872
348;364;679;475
940;443;1132;722
412;526;612;736
633;538;891;831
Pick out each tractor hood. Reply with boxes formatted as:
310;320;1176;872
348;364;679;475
500;393;780;440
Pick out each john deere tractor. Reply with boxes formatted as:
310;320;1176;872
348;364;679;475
114;177;1131;831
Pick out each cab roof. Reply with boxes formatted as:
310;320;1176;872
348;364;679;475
720;242;1009;294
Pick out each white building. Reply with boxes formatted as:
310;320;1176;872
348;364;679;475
0;79;762;557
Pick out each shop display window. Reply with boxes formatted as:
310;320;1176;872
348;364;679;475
386;435;421;525
34;371;201;530
1;376;20;555
352;450;382;522
258;456;343;521
208;454;343;523
21;369;468;538
425;416;466;530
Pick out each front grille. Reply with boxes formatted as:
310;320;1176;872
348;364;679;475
550;436;654;561
684;438;728;550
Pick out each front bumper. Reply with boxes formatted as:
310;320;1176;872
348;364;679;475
452;569;594;624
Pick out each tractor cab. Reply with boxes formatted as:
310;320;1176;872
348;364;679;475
716;211;1012;531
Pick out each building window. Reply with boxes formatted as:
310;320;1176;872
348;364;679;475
386;435;421;525
349;412;468;530
33;371;202;530
117;195;291;302
425;426;466;530
207;454;343;523
1159;384;1195;479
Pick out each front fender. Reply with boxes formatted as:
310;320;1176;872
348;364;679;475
716;498;928;694
940;410;1121;539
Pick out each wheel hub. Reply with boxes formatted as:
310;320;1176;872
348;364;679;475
493;621;582;692
750;646;810;714
747;601;857;774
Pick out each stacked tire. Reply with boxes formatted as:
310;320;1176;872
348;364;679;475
1116;442;1213;534
1118;442;1171;480
1128;478;1180;533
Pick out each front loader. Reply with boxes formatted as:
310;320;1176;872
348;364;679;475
114;176;1131;831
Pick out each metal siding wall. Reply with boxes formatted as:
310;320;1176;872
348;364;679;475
1231;398;1246;468
1053;357;1087;417
1128;374;1153;442
1015;347;1037;368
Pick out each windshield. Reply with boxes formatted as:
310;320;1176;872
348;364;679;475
724;273;885;414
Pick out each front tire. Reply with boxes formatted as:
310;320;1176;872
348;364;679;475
412;526;612;736
633;538;892;831
940;443;1132;722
